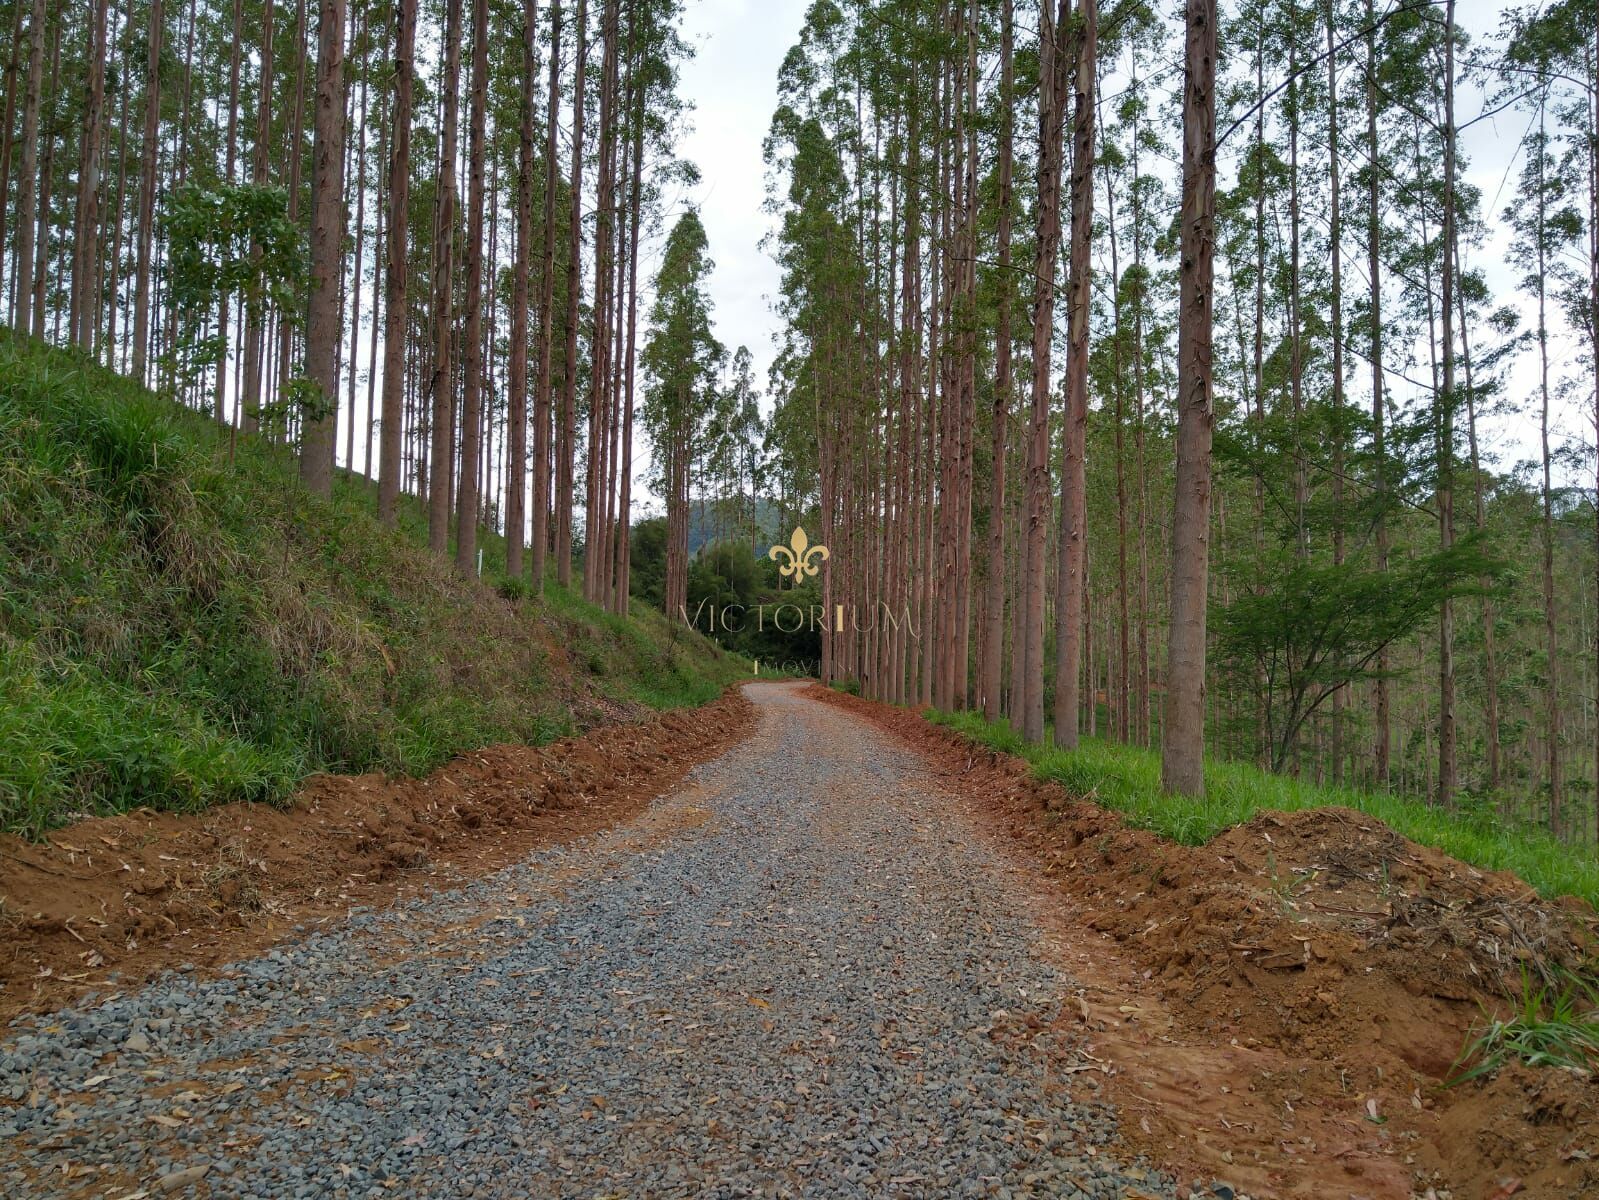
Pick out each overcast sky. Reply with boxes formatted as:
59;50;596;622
671;0;811;405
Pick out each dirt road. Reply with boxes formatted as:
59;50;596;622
2;682;1187;1199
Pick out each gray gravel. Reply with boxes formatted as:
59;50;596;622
1;682;1185;1199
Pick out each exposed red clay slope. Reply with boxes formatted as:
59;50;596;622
0;688;752;1023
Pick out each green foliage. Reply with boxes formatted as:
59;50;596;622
1452;967;1599;1083
0;333;742;835
537;578;738;711
929;707;1599;909
0;645;301;840
1217;537;1503;769
641;209;724;497
161;184;304;397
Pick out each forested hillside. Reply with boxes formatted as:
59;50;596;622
756;0;1599;847
0;333;742;834
4;0;1598;851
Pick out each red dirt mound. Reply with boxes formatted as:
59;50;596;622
812;686;1599;1200
0;687;751;1024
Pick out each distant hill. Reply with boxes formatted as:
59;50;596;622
685;497;787;558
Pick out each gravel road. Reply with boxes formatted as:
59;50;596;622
2;682;1181;1199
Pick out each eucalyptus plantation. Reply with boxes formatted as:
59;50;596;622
3;0;1598;837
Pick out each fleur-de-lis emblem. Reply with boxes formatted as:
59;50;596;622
769;526;829;580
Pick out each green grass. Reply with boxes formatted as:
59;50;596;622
928;708;1599;909
0;331;744;836
1452;968;1599;1082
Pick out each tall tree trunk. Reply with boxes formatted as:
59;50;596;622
1103;124;1130;743
377;0;415;522
1162;0;1217;798
1052;0;1096;749
300;0;346;496
218;0;244;421
1454;238;1497;796
277;0;309;437
104;0;131;369
240;0;276;436
12;0;44;335
1018;0;1071;744
131;0;163;383
364;89;384;480
0;0;23;305
530;0;561;590
1589;21;1599;841
505;0;538;581
1366;0;1390;787
1436;0;1457;811
980;0;1014;723
70;0;109;350
1536;111;1561;832
556;0;589;589
31;16;58;340
453;0;488;572
426;0;462;552
1325;0;1346;784
344;9;368;470
614;42;645;617
584;0;619;603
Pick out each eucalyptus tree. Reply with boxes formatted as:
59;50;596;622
299;0;347;497
1163;0;1218;797
641;209;721;617
377;0;416;525
1051;0;1098;749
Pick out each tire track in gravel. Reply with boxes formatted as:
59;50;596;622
1;681;1180;1200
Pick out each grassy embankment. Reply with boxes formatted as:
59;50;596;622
929;709;1599;910
0;332;745;836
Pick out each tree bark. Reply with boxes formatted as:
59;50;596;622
530;0;562;590
130;0;163;383
980;0;1014;723
1052;0;1096;749
1365;0;1389;787
1162;0;1217;798
276;0;309;435
31;16;58;340
426;0;462;552
1535;109;1561;831
376;0;415;522
453;0;488;572
1018;0;1071;744
505;0;539;581
1326;0;1346;784
239;0;276;436
1436;0;1457;810
344;8;368;470
13;0;45;336
614;35;645;617
557;0;589;589
300;0;347;497
584;0;619;603
0;0;24;307
69;0;109;350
